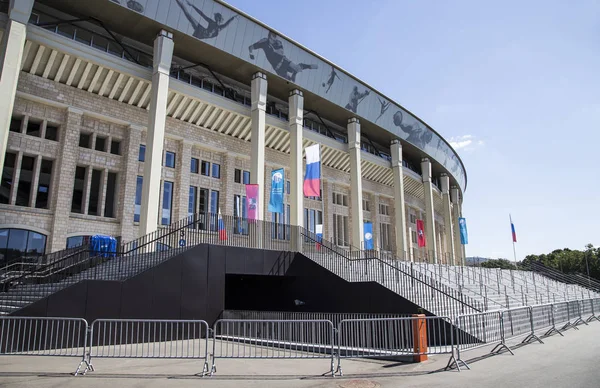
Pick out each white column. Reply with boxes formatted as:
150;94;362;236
99;168;109;217
82;166;93;215
451;186;465;266
250;72;267;221
441;174;456;265
348;118;364;249
421;158;437;263
0;0;34;174
140;30;174;237
390;140;407;260
288;89;303;252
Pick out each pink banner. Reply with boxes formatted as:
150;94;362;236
245;184;259;221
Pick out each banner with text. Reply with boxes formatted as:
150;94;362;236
268;168;285;214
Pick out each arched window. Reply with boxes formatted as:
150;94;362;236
0;228;47;264
66;235;92;249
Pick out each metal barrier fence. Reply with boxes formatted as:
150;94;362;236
86;319;210;376
336;316;456;375
0;317;90;375
211;319;336;376
2;300;600;377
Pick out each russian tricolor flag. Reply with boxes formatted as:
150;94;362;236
303;144;321;198
510;215;517;243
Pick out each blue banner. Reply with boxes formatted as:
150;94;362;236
268;168;285;214
459;217;468;245
364;222;374;250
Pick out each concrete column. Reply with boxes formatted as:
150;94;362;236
0;0;34;174
347;118;364;249
175;140;192;222
288;89;303;251
391;140;408;259
250;72;267;221
140;30;174;237
82;166;93;214
408;226;414;262
49;107;83;252
451;186;464;266
440;174;456;265
420;158;437;263
8;151;22;205
119;125;143;242
99;168;109;217
29;155;42;207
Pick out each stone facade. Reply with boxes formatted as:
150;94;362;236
1;68;451;259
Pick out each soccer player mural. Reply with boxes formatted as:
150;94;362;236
175;0;238;40
393;110;433;149
248;32;318;82
322;65;341;94
345;86;370;113
375;97;391;123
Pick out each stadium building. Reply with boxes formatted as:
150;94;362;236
0;0;467;267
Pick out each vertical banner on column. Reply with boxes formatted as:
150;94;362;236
364;222;374;250
316;224;323;250
246;184;259;222
218;208;227;240
268;168;284;214
459;217;468;244
416;219;426;247
303;144;321;198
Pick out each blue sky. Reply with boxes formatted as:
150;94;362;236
224;0;600;261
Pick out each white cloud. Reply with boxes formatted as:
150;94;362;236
449;135;484;151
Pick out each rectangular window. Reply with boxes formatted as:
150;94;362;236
26;120;41;137
380;223;391;251
161;181;174;225
198;188;209;230
9;117;22;133
188;186;197;219
271;205;290;240
333;192;348;206
110;140;120;155
333;214;349;247
379;203;390;216
410;214;417;224
201;160;210;176
209;190;219;231
233;194;248;235
212;163;220;179
134;176;143;222
138;144;146;162
286;180;290;195
191;158;199;174
35;159;53;209
71;166;86;213
15;155;35;207
234;168;241;183
0;152;16;204
95;136;107;152
362;199;370;212
164;151;176;168
88;169;102;216
242;170;250;185
104;172;117;218
411;230;418;244
45;124;58;141
79;133;91;148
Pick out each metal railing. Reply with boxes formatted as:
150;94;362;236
86;319;211;376
335;316;456;375
0;316;90;375
0;299;599;376
211;319;336;376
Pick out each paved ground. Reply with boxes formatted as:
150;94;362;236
0;322;599;387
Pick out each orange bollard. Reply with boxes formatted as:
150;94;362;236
412;314;428;362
